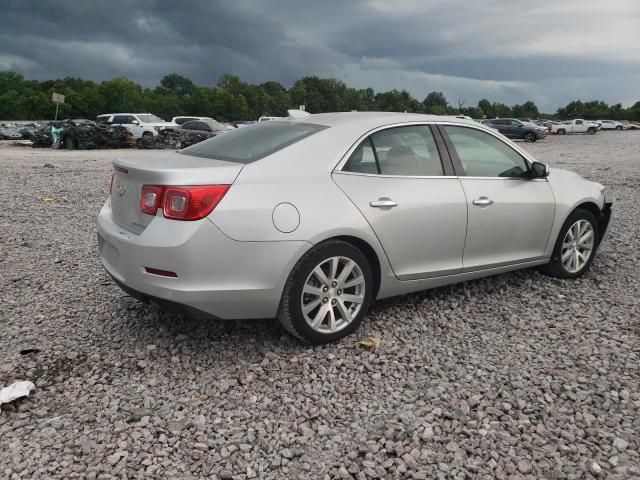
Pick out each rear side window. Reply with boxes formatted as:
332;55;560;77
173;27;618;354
343;125;444;176
181;121;327;163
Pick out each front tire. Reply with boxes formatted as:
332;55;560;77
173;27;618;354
523;132;536;142
616;125;623;131
542;209;598;278
278;240;373;344
557;129;566;135
587;127;596;135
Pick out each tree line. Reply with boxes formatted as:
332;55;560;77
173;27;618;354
1;70;639;122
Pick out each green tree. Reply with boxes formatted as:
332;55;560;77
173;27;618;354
157;73;196;96
422;91;448;113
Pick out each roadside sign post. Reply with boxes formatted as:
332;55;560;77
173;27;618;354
52;92;65;120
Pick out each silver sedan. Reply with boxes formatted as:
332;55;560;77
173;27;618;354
98;112;612;343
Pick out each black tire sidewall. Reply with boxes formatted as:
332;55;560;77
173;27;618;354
550;209;599;278
284;241;373;343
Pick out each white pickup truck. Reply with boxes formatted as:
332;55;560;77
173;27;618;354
551;119;599;135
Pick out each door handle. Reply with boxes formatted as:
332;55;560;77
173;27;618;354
472;197;494;206
370;198;397;208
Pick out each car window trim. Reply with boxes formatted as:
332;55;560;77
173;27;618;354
335;122;456;178
436;123;537;179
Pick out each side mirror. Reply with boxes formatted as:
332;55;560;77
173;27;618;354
131;120;139;125
530;161;549;178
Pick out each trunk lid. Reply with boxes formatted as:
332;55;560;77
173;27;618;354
110;151;243;234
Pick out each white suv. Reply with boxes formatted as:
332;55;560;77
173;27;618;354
96;113;174;139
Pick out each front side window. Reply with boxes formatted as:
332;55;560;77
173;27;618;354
343;125;444;176
181;121;327;163
576;120;583;125
444;126;529;178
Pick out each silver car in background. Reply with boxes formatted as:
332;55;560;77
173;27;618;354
98;112;612;343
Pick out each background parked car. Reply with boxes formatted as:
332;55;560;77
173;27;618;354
481;118;546;142
96;113;173;140
551;119;599;135
597;119;624;130
178;119;232;145
171;116;215;126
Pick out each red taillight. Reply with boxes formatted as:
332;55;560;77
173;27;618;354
140;185;164;215
140;185;230;221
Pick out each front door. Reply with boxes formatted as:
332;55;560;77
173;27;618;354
333;124;467;280
440;125;556;270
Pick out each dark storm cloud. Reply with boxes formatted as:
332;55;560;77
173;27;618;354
1;0;639;110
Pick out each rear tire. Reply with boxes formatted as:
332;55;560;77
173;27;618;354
278;240;373;344
64;136;76;150
541;209;599;279
557;129;566;135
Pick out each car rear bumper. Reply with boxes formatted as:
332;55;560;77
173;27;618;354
97;200;311;319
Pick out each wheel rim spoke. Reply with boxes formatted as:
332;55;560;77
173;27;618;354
303;284;324;297
341;293;363;305
312;266;330;287
311;303;329;329
579;230;593;246
328;308;337;332
336;260;356;287
329;257;339;280
303;297;322;314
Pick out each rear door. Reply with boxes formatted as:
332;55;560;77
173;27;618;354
439;124;555;270
332;124;467;280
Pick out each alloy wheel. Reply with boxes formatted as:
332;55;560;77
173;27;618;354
301;256;366;334
561;219;595;273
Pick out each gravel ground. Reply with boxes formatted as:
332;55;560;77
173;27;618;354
1;132;639;479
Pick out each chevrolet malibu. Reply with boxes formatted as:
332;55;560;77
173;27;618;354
98;112;612;343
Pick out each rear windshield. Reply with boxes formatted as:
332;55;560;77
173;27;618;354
180;121;328;163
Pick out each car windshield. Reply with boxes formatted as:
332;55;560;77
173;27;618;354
181;121;328;163
137;114;163;123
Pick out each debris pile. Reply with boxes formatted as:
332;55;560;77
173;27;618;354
136;128;209;149
32;121;134;149
63;122;133;149
29;121;214;150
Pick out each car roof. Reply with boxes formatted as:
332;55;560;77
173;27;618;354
98;113;154;116
288;111;478;129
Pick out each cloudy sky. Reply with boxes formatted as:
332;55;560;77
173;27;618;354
1;0;639;112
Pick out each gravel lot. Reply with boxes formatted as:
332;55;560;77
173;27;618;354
1;132;639;479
